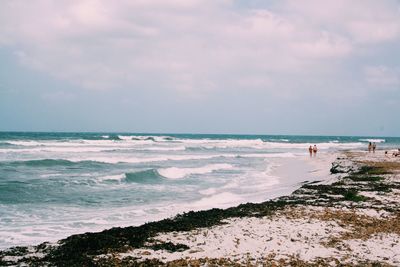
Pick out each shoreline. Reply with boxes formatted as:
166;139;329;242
1;150;399;266
0;152;335;250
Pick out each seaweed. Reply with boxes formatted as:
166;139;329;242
342;190;367;202
346;175;383;182
33;200;298;266
356;166;391;175
330;163;347;174
146;242;189;252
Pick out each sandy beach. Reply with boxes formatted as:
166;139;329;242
2;0;400;265
1;150;399;266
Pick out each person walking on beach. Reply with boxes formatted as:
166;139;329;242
372;142;376;153
308;145;313;157
368;142;372;153
313;145;318;157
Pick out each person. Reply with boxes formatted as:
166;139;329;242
368;142;372;152
372;142;376;153
313;145;318;156
308;145;313;157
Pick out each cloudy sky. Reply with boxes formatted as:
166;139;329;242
1;0;399;136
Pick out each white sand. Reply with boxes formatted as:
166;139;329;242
115;206;400;265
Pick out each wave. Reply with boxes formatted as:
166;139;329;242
157;164;233;179
125;169;162;184
0;142;17;147
118;135;134;141
4;136;173;147
97;174;126;182
10;159;76;167
68;154;229;164
189;139;265;149
1;155;231;166
269;138;289;142
261;141;364;149
179;139;364;150
117;135;175;142
0;145;185;153
6;137;364;153
359;138;385;143
139;146;186;151
98;164;234;184
4;159;108;168
107;135;122;140
6;140;44;146
0;147;113;153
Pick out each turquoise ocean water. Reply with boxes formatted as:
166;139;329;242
0;132;399;249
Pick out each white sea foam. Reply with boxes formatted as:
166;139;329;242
359;138;385;143
191;192;243;209
140;146;185;151
118;135;174;142
270;139;289;142
118;135;133;141
0;141;185;154
39;173;63;178
198;139;265;149
0;146;113;153
178;139;363;150
169;138;265;148
157;164;233;179
239;152;297;158
98;174;126;182
5;138;363;155
6;141;44;146
262;141;363;149
68;154;230;164
199;188;218;195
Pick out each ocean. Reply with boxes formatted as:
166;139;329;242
0;132;399;249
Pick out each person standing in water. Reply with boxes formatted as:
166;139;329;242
309;145;313;157
313;145;318;157
372;142;376;153
368;142;372;152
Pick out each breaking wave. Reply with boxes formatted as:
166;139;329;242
359;138;385;143
157;164;233;179
125;169;163;184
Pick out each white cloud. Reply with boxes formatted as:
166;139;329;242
281;0;400;44
365;66;400;89
0;0;399;95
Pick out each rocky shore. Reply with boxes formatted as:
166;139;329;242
1;151;399;266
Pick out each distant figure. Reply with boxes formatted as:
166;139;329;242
313;145;318;157
394;149;400;157
308;145;313;157
372;142;376;153
368;142;372;153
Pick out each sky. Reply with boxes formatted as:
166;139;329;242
0;0;400;136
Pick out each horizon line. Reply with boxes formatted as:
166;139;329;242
0;131;398;139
